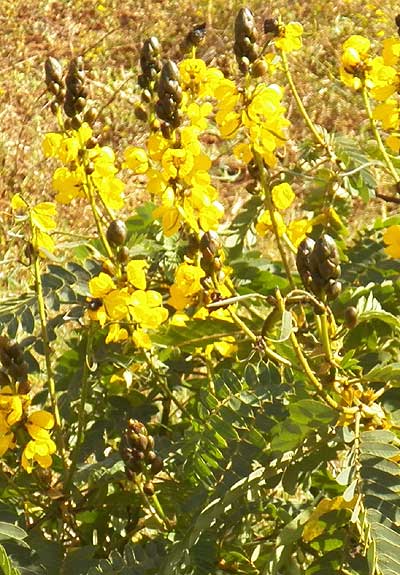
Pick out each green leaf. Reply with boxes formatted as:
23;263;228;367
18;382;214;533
0;524;27;542
0;544;21;575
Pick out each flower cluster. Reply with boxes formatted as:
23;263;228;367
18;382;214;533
340;34;400;151
0;387;55;474
124;56;225;238
11;194;57;256
88;260;168;348
215;80;290;169
43;123;125;211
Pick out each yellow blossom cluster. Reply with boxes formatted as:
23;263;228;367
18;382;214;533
215;80;290;169
43;123;125;211
0;386;55;474
88;260;168;348
124;59;226;237
340;35;400;151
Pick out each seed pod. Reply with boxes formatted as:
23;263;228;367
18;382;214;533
344;306;358;329
106;220;128;246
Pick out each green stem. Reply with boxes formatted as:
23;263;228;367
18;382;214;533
281;50;326;148
253;151;295;289
76;132;114;259
361;86;399;184
31;232;66;470
229;308;291;367
318;300;333;363
275;290;339;410
64;325;94;493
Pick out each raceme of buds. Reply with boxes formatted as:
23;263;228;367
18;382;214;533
0;336;29;387
45;57;65;114
199;231;223;277
138;36;162;90
234;8;259;73
64;57;87;127
296;234;342;300
119;419;163;480
155;60;182;131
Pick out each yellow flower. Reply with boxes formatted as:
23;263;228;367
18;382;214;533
383;225;400;258
11;193;28;212
22;410;56;474
31;202;57;231
372;100;399;130
105;323;129;344
103;289;131;321
382;38;400;66
89;273;116;298
274;22;303;53
161;147;194;180
286;218;313;247
272;183;295;211
386;134;400;152
132;329;152;349
126;260;147;290
340;35;371;90
369;57;398;100
153;204;181;236
256;210;286;237
52;167;85;204
168;262;206;310
129;290;168;329
123;146;149;174
0;431;15;457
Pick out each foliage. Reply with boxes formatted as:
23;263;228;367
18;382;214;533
0;4;399;575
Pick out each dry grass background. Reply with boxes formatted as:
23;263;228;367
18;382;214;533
0;0;397;282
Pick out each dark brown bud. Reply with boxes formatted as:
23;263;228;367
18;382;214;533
45;56;63;85
106;220;128;246
251;59;268;77
134;105;148;122
296;237;315;289
263;18;280;35
118;246;129;264
186;22;207;48
325;279;342;300
200;231;221;261
151;455;164;475
344;306;358;329
143;481;155;496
